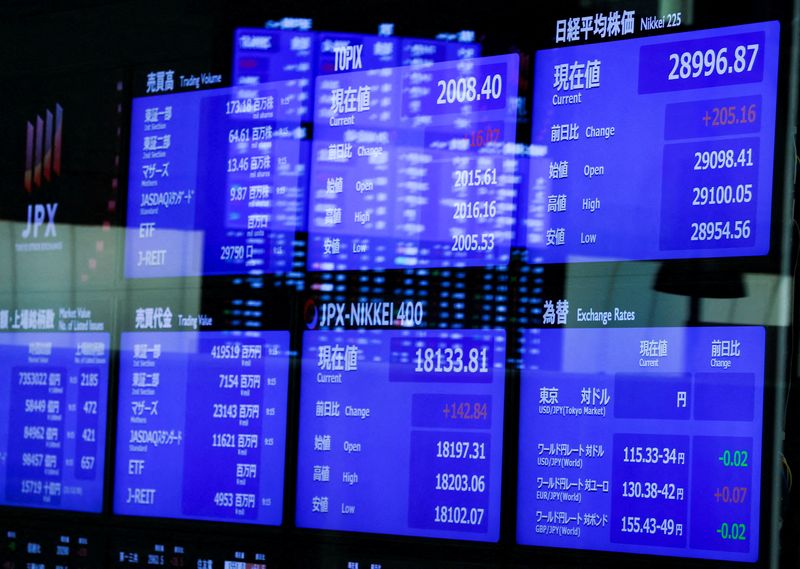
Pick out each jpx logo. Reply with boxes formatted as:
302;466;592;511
22;203;58;239
333;44;363;72
22;103;62;239
24;104;62;192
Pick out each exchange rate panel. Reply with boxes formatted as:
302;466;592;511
125;83;304;278
307;54;518;271
517;326;765;562
525;21;779;262
113;330;290;525
296;329;506;541
0;326;110;512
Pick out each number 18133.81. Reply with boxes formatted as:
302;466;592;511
414;346;489;374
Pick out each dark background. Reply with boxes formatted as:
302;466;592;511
0;0;797;567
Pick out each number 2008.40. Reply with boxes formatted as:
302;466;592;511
437;75;503;105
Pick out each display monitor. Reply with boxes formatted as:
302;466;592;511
0;328;109;512
296;328;506;541
233;27;316;121
517;326;765;562
125;83;304;278
113;330;290;524
524;21;779;263
307;54;519;271
0;70;122;292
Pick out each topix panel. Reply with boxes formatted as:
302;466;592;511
517;326;765;562
524;21;779;262
296;329;506;541
307;54;519;271
113;330;290;524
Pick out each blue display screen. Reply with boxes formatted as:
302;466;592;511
233;28;316;121
517;326;765;562
307;54;519;271
296;329;506;541
1;3;795;568
113;331;290;524
523;21;779;262
0;332;110;512
399;38;481;66
125;84;305;278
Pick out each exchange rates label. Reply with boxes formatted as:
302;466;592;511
517;327;764;562
296;329;506;541
524;21;778;262
113;331;290;525
125;83;304;278
0;332;109;512
307;54;519;271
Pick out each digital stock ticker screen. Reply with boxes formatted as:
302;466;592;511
0;2;797;569
524;21;779;263
518;326;765;562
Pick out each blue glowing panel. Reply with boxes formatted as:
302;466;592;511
525;22;779;262
307;54;518;271
113;331;290;524
517;326;765;562
125;84;304;278
233;28;316;121
296;329;506;541
0;332;109;512
399;38;481;66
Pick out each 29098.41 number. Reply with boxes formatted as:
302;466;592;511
693;148;754;170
